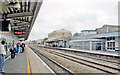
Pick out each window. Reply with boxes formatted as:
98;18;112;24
92;41;102;50
107;37;115;41
107;42;109;47
113;42;115;47
110;37;112;40
84;41;90;50
107;42;115;50
110;42;113;47
113;37;115;40
107;38;109;41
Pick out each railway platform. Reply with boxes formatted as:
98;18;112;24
4;45;54;73
42;46;120;57
60;48;120;57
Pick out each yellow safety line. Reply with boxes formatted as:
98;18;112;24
26;48;31;75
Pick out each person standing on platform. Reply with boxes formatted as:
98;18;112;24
10;42;17;59
0;41;6;74
5;43;8;52
20;44;22;53
21;43;25;53
17;43;20;54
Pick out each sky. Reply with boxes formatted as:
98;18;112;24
28;0;119;40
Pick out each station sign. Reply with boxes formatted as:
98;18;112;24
14;32;26;35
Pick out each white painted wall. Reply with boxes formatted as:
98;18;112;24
115;37;120;50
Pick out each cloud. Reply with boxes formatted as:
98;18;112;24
28;0;119;40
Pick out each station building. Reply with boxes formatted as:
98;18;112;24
45;25;120;51
46;29;72;47
70;25;120;51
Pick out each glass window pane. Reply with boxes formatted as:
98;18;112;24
107;42;109;47
107;38;109;41
113;42;115;47
110;42;112;47
110;37;112;40
113;37;115;40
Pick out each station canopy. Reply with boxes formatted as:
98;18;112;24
0;0;43;40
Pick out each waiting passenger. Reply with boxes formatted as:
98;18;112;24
20;44;22;53
10;42;17;59
17;43;20;54
4;43;8;52
0;41;6;74
21;43;25;53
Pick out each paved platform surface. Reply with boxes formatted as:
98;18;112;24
27;46;53;73
4;45;53;73
5;51;28;73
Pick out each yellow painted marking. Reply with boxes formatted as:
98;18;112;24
26;48;31;75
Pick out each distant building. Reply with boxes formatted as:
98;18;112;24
81;30;96;36
96;25;120;34
31;40;37;43
36;39;43;43
46;29;72;47
48;29;72;39
31;39;43;44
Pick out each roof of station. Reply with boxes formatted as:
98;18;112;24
0;0;43;40
71;31;120;40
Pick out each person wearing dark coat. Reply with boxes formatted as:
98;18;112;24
10;42;18;59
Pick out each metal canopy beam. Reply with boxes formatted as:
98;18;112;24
10;19;30;24
6;12;33;19
25;2;42;40
16;22;30;25
0;0;43;40
12;23;30;26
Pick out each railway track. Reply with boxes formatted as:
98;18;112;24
40;46;120;64
28;45;120;74
29;47;74;75
44;48;120;74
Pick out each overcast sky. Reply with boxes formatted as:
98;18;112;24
28;0;119;40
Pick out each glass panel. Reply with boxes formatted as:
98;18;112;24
113;42;115;47
107;42;109;47
92;41;102;50
110;42;113;47
110;37;112;40
96;43;101;50
84;41;90;46
113;37;115;40
84;46;90;50
107;38;109;41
